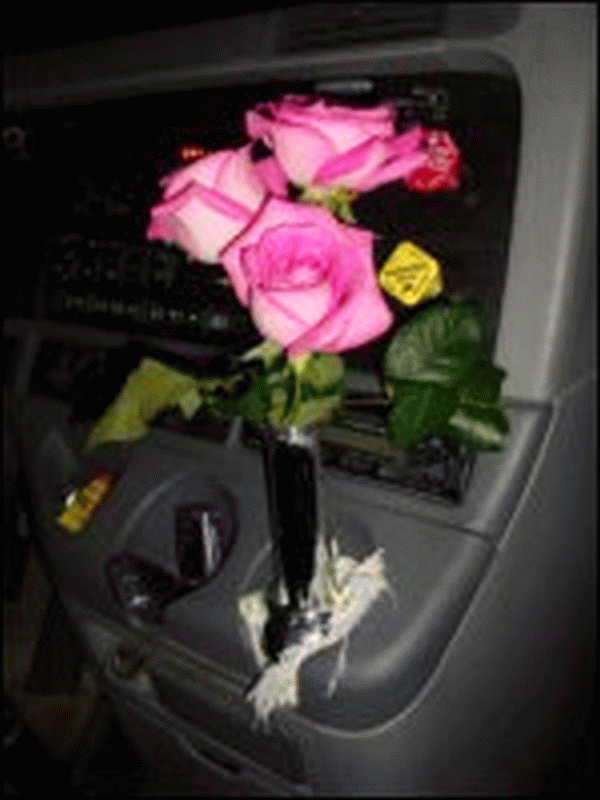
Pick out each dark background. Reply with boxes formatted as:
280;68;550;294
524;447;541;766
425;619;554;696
4;4;296;55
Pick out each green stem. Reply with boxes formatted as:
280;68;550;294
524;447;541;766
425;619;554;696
289;368;303;424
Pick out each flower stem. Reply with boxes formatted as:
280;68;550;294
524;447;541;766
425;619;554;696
288;353;311;425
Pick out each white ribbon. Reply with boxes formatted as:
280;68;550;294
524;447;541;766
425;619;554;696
238;537;393;725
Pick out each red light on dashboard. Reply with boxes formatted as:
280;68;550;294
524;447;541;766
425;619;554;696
179;145;208;162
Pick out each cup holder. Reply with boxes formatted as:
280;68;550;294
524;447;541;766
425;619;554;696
106;488;238;622
175;501;236;584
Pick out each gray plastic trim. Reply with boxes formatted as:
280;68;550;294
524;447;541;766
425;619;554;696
112;690;308;796
64;597;310;794
324;400;551;539
4;7;520;108
296;514;493;730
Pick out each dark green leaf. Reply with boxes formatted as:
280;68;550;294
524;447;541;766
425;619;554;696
299;378;345;404
387;382;459;450
457;362;507;407
266;364;295;424
384;302;484;386
444;405;510;450
218;380;268;423
218;366;283;422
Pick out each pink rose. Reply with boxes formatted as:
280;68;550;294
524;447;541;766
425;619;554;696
220;198;393;356
245;95;430;192
251;153;291;198
146;145;268;263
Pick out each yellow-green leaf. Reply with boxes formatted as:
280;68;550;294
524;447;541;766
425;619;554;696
298;186;358;223
284;394;343;428
178;387;203;420
239;340;282;368
84;358;238;452
299;352;345;392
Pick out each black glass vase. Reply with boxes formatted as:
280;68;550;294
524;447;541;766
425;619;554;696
260;424;322;660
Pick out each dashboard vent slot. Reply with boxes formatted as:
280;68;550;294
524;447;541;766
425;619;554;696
279;3;445;54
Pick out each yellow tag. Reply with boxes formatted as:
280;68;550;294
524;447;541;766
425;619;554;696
378;241;443;307
57;474;113;535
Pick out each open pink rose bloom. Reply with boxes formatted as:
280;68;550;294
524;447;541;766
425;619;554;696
146;145;268;263
220;198;393;356
245;95;433;192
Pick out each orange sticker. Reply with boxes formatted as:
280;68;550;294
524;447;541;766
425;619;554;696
56;472;114;535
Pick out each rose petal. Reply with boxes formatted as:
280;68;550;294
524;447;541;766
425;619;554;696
268;120;337;187
251;283;332;348
228;213;336;306
147;145;268;264
146;217;175;242
289;286;393;356
220;244;252;306
355;148;430;192
292;111;392;154
274;97;395;141
151;183;253;224
161;149;234;199
154;194;253;264
287;239;393;356
214;145;269;211
388;125;427;157
253;155;290;197
314;127;430;191
246;100;398;188
313;136;383;185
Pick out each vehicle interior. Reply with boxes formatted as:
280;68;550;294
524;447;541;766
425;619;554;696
4;4;596;796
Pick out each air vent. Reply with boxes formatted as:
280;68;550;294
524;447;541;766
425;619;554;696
279;3;446;54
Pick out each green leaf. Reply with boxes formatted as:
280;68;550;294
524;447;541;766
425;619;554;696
267;387;292;425
298;186;357;223
298;352;345;395
457;362;507;408
284;352;345;425
444;405;510;450
239;340;282;368
266;364;295;424
284;394;343;428
387;382;459;450
178;387;203;420
85;358;212;451
220;378;269;423
384;302;484;387
218;357;298;425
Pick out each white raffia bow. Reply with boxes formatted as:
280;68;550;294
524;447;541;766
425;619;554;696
238;537;393;725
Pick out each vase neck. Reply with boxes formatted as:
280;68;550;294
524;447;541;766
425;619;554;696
269;425;318;449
